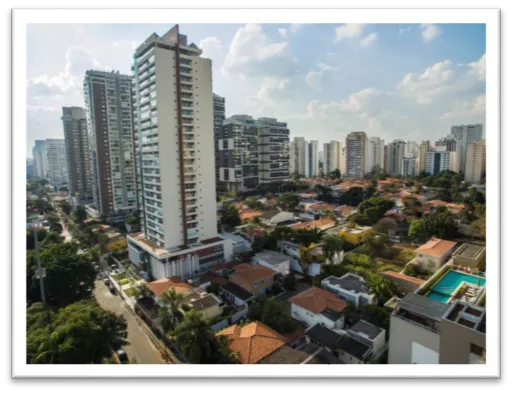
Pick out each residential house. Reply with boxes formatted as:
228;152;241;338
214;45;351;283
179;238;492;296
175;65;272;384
146;276;193;302
378;213;415;242
252;250;291;275
220;232;251;255
180;289;223;320
338;226;372;244
381;271;426;294
308;203;335;216
238;208;264;223
290;218;336;231
277;240;323;277
288;287;348;329
335;205;358;220
228;263;275;295
259;210;295;226
425;200;465;215
219;282;255;306
452;243;486;270
322;274;375;307
414;238;458;273
216;321;309;364
388;293;486;364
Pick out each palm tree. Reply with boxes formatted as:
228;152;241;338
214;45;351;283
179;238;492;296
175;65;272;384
161;288;185;329
367;275;399;304
322;234;345;263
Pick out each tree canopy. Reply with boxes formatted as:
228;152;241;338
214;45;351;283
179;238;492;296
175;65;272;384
220;204;241;227
27;300;128;364
352;196;395;225
276;193;300;211
408;206;459;241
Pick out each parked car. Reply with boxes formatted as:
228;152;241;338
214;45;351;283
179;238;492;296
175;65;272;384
116;350;128;363
103;278;110;286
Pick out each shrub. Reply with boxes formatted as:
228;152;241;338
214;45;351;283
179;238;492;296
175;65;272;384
124;287;137;297
112;273;126;282
119;278;129;286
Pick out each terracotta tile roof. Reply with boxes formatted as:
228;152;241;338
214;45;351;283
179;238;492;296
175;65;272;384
336;205;357;217
211;260;242;272
199;272;229;286
146;276;192;298
288;287;348;315
290;218;336;231
309;203;334;211
381;271;426;285
239;209;264;221
415;238;457;257
231;263;275;283
216;321;287;364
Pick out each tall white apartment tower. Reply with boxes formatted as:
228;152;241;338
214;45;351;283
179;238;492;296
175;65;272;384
385;140;406;176
345;132;369;178
369;137;385;173
84;70;137;219
418;140;431;173
290;137;307;176
45;139;68;187
307;140;319;177
451;124;483;174
128;25;232;280
323;141;341;174
405;141;419;158
465;140;486;184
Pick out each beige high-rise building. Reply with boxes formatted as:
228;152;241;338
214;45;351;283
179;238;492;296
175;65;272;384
465;140;486;184
418;140;431;173
323;141;341;174
127;25;232;280
369;137;385;173
345;132;369;178
290;137;307;176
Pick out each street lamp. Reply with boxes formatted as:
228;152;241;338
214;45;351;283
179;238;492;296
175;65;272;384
31;219;47;306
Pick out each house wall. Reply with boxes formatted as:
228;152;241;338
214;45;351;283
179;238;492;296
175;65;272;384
416;253;443;273
388;314;440;364
290;259;321;276
290;303;343;329
253;257;291;275
270;211;294;225
218;288;248;307
372;330;387;356
453;253;485;270
323;284;373;307
230;274;274;295
439;319;486;364
380;273;423;294
199;303;222;320
338;350;365;365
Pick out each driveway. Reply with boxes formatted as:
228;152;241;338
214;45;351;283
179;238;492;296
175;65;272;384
94;280;167;364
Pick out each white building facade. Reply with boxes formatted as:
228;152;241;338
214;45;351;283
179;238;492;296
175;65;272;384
345;132;369;178
290;136;307;176
369;137;385;173
45;139;68;186
307;140;319;177
451;124;483;175
464;140;486;184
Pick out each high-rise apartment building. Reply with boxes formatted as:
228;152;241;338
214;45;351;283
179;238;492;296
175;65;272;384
62;107;93;204
435;135;458;152
369;137;385;173
127;25;231;280
451;124;483;174
345;132;369;178
257;117;290;184
290;137;307;177
425;148;457;176
465;140;486;184
418;140;431;173
405;141;419;158
45;139;68;187
213;93;226;194
307;140;319;177
84;70;137;218
323;141;341;174
385;140;405;176
401;155;418;179
32;140;48;178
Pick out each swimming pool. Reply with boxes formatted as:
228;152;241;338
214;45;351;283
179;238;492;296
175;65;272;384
426;270;486;303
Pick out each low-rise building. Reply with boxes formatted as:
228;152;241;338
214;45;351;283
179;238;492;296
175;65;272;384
259;210;295;226
288;287;348;329
180;289;223;320
220;232;251;255
452;243;486;270
414;238;458;273
219;282;255;306
380;271;426;294
338;226;372;244
228;263;275;295
290;218;336;231
252;250;291;275
308;203;335;216
322;274;375;307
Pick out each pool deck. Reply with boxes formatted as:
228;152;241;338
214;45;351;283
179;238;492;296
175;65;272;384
424;268;486;304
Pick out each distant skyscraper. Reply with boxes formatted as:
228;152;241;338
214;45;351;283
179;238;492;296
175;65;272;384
323;141;341;174
32;140;48;178
405;141;419;158
62;107;92;202
257;117;290;184
213;93;226;194
401;156;418;179
451;124;483;174
307;140;319;177
418;140;431;173
128;26;231;280
83;70;137;218
290;137;307;177
465;140;486;184
385;140;405;176
425;149;458;176
45;139;68;187
369;137;385;173
345;132;369;178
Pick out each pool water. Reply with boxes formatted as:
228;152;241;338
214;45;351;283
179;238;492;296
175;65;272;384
426;270;486;303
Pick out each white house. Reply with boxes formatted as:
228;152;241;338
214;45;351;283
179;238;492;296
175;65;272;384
345;320;386;361
288;287;348;329
252;250;291;275
219;282;255;307
259;210;295;226
322;274;375;307
414;238;458;273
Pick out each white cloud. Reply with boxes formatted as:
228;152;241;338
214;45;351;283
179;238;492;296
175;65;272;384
360;33;378;47
278;28;288;38
468;53;486;80
222;23;294;78
335;24;366;41
437;94;486;120
306;63;338;90
398;27;411;35
198;36;223;65
420;23;441;42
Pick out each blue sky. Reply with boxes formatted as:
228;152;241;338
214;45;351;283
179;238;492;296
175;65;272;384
26;23;486;157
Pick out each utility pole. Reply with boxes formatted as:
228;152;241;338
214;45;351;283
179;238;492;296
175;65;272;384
32;220;47;306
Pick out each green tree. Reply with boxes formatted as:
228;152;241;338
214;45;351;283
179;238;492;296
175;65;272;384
27;300;128;364
321;234;345;262
331;168;341;179
40;231;65;249
73;206;88;223
247;299;264;321
367;274;399;303
363;231;389;259
161;288;185;331
261;299;294;333
338;187;364;206
171;310;237;364
245;197;265;210
292;228;322;247
26;229;47;250
220;204;241;227
276;193;300;211
27;242;96;306
59;201;72;215
357;196;395;225
361;305;392;338
402;196;421;207
282;273;297;291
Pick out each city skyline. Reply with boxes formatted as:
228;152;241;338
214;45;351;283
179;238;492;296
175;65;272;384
26;22;486;157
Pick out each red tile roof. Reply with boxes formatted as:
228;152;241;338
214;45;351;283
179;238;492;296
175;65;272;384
288;287;348;315
381;271;426;285
146;276;192;298
415;238;457;257
290;218;336;231
231;263;275;283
